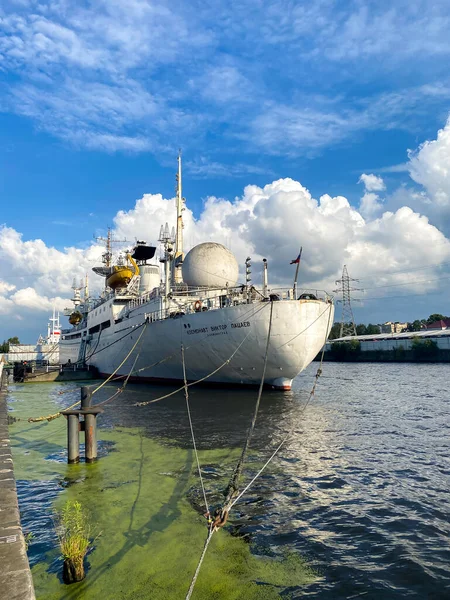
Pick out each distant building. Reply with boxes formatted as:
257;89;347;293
426;319;450;330
326;329;450;352
380;321;408;334
7;343;59;365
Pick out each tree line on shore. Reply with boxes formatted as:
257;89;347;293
0;337;20;353
328;313;449;340
327;336;443;360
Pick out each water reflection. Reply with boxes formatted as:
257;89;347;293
94;364;450;599
10;362;450;599
97;382;307;451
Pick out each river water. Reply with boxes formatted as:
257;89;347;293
8;362;450;599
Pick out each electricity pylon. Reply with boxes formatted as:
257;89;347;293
334;265;360;338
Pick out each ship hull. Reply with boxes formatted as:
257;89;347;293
63;299;333;391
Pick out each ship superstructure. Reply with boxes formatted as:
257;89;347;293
60;156;334;390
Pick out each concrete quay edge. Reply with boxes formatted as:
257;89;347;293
0;380;36;600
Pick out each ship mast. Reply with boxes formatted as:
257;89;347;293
94;228;128;288
96;228;128;268
47;307;61;344
100;227;112;267
159;223;175;313
174;151;185;284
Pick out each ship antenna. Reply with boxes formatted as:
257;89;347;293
95;228;128;270
105;227;112;267
174;150;185;284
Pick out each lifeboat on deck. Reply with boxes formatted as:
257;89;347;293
68;311;82;325
92;251;139;290
106;265;134;289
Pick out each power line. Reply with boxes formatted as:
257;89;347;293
361;288;449;301
355;257;450;280
362;274;450;291
334;265;361;337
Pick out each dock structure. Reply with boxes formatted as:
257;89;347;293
61;386;103;464
0;367;36;600
10;362;97;383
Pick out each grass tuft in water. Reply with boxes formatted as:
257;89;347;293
24;531;34;550
55;500;91;584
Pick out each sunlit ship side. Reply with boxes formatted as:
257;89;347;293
60;155;334;391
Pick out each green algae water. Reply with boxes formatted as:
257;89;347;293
8;381;315;599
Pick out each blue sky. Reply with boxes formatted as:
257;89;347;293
1;0;450;340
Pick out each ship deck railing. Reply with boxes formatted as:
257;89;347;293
123;287;333;323
62;287;333;334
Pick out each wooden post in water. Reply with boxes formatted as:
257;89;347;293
65;412;80;464
80;386;92;409
83;408;102;463
62;386;102;464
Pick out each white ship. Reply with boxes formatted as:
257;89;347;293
7;309;61;366
60;156;334;390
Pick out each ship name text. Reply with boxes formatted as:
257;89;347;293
185;322;251;335
231;321;250;329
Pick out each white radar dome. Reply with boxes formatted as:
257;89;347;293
182;242;239;288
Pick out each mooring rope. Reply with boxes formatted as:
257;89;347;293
185;302;333;599
55;323;147;396
27;399;80;423
182;345;210;517
93;326;148;408
71;321;142;367
81;323;103;365
184;302;273;598
91;323;148;395
228;302;334;511
224;300;274;506
29;303;261;421
27;323;148;422
134;326;255;408
185;529;215;600
57;301;269;400
228;438;285;511
107;301;269;385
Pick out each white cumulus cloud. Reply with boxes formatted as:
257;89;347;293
2;170;450;341
359;173;386;192
0;280;16;294
0;225;106;339
358;173;385;219
114;177;450;295
9;287;67;312
408;117;450;208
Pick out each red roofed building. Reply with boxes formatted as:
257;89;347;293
426;319;450;330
